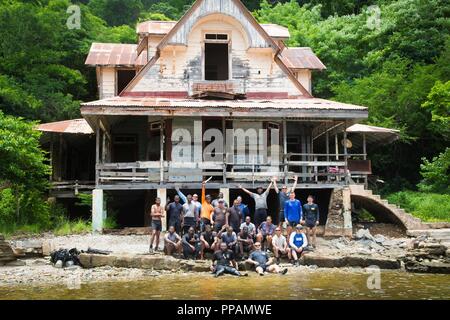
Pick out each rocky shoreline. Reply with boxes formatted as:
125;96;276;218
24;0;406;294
1;227;449;288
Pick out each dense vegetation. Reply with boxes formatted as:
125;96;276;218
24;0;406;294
0;0;449;230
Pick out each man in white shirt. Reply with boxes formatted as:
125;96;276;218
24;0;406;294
289;224;308;266
272;226;290;264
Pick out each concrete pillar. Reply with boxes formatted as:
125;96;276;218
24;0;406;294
157;188;167;232
342;187;353;237
92;189;104;233
220;188;230;206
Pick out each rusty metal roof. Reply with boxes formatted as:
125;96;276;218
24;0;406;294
81;96;366;111
37;119;94;135
280;47;326;70
136;20;290;39
85;43;147;66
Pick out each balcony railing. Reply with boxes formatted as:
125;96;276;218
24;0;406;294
95;153;370;187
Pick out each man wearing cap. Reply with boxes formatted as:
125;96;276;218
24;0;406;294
239;179;273;228
211;199;227;232
273;175;298;227
212;192;229;208
289;224;308;266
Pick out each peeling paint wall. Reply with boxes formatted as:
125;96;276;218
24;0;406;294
131;13;302;97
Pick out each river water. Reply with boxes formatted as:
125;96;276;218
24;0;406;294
1;268;449;300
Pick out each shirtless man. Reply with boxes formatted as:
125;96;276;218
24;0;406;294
149;197;165;253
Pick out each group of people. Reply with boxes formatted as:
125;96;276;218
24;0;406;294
148;176;321;276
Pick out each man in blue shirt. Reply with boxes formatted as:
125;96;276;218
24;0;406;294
289;224;308;266
284;192;303;238
246;242;288;276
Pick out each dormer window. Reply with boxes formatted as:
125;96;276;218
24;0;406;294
204;33;229;80
205;33;228;41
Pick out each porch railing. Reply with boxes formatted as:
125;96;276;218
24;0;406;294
95;153;370;186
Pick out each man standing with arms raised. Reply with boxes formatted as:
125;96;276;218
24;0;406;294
273;175;298;227
239;179;273;228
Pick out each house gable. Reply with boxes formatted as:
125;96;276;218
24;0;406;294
121;0;311;98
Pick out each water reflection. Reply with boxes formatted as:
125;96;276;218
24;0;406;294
1;269;449;300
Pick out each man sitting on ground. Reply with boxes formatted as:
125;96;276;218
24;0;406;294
200;224;217;260
237;226;254;259
246;242;288;276
256;216;276;251
272;226;290;264
211;242;247;277
289;224;308;266
164;225;182;256
182;227;201;260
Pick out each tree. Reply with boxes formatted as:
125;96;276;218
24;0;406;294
0;111;51;225
418;148;450;194
88;0;143;26
422;81;450;140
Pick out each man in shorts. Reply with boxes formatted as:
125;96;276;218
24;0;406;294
303;195;320;248
246;242;288;276
284;192;303;238
164;225;182;256
289;224;308;266
149;197;165;253
272;226;290;264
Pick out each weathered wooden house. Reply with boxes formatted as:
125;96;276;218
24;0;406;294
39;0;426;234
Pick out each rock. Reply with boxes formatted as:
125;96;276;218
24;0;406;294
355;228;375;241
0;234;16;264
373;235;385;244
446;249;450;257
5;260;26;267
369;242;385;251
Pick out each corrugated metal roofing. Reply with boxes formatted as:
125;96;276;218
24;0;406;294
280;47;326;70
347;124;400;134
37;119;94;134
136;20;290;39
81;97;366;111
85;43;147;66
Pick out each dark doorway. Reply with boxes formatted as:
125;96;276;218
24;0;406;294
205;43;229;80
112;135;137;162
117;69;136;95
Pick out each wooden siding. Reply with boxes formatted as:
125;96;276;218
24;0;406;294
132;15;301;97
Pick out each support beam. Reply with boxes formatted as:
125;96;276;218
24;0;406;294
95;126;100;186
157;188;167;232
342;187;353;237
220;188;230;207
92;189;104;233
283;120;288;184
160;120;164;183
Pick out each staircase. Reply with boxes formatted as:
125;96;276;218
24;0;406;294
349;184;427;230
